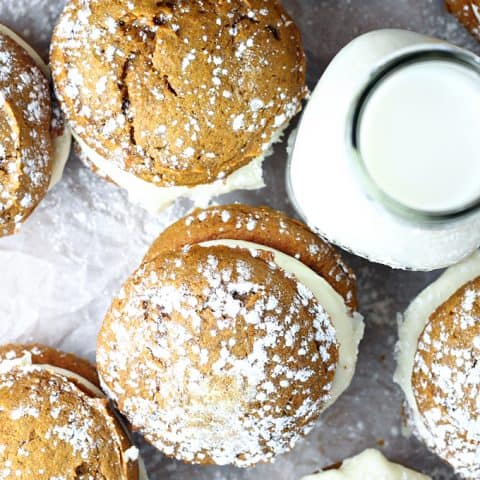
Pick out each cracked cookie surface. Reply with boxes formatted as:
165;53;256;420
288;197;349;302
0;32;52;236
50;0;307;188
412;278;480;478
0;344;139;480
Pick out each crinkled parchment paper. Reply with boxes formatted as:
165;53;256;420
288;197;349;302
0;1;478;478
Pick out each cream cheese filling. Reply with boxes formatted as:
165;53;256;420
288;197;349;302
200;239;365;409
394;250;480;440
0;24;72;189
73;131;266;212
301;449;430;479
0;352;149;480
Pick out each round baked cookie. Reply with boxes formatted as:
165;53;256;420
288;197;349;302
0;344;143;480
0;26;72;237
446;0;480;39
0;33;52;236
301;449;431;479
51;0;308;211
395;251;480;479
97;205;364;467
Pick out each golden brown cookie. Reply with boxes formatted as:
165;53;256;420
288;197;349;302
51;0;307;192
97;205;364;468
446;0;480;39
412;278;480;478
144;204;357;310
0;343;99;389
395;252;480;479
0;344;140;480
0;33;52;236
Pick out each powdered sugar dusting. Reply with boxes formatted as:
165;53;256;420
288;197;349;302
412;279;480;478
50;0;307;188
0;33;52;235
0;348;139;479
0;369;125;477
98;244;337;467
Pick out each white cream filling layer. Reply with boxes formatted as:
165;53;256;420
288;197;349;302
73;131;266;212
301;449;430;480
0;24;72;190
200;239;365;409
394;250;480;439
0;352;149;480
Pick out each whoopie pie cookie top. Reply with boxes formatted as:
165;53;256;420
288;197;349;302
51;0;308;188
412;277;480;478
98;243;339;467
0;33;52;237
0;344;139;480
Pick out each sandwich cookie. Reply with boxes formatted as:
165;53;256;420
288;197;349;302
0;26;71;237
395;251;480;478
0;344;147;480
300;449;430;480
50;0;308;211
97;204;364;467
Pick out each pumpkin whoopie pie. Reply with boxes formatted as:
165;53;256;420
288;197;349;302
0;26;71;237
301;449;430;479
50;0;308;211
395;251;480;479
0;344;147;480
97;204;364;467
446;0;480;39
